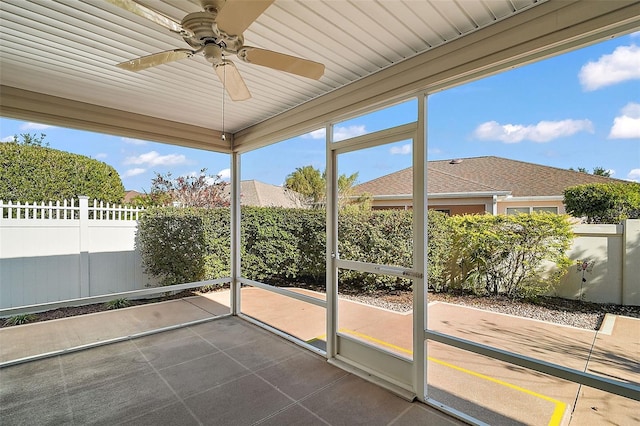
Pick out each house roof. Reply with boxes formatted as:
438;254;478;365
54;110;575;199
354;156;625;198
123;190;143;203
239;180;304;208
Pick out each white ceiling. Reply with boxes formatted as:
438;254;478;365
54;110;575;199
1;0;638;152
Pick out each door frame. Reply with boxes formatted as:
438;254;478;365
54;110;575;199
325;96;428;399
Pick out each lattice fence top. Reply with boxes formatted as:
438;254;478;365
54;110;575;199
0;198;143;220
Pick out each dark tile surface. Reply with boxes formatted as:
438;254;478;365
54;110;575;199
185;373;293;424
256;352;348;400
159;351;250;399
257;403;330;425
300;374;413;425
0;316;463;425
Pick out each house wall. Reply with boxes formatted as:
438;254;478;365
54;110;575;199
430;205;486;215
0;198;159;309
372;196;493;215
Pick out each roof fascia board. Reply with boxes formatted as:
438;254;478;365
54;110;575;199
233;0;640;153
0;85;232;153
368;192;511;200
503;196;565;202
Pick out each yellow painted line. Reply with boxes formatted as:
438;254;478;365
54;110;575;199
312;329;567;426
428;357;567;426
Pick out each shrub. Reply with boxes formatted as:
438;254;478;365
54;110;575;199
242;207;325;283
104;298;131;310
338;210;414;292
136;207;230;286
3;314;37;326
137;207;454;293
446;213;574;298
426;210;452;292
0;142;124;203
564;182;640;224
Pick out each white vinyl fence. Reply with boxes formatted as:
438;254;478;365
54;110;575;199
1;197;638;310
556;219;639;306
0;197;159;309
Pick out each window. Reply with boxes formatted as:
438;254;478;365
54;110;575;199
507;207;559;215
533;206;558;213
506;207;530;215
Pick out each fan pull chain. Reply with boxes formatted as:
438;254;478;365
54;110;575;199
221;58;226;141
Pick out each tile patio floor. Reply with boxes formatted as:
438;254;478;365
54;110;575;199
0;315;463;425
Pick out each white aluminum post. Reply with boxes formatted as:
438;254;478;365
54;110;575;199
414;94;428;401
231;152;241;315
326;123;338;359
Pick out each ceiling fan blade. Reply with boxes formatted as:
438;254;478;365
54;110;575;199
105;0;184;34
215;60;251;101
117;49;195;71
238;47;324;80
216;0;274;36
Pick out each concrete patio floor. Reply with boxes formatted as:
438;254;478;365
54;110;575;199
1;288;638;425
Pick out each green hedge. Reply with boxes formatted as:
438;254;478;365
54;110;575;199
137;207;570;298
137;207;451;291
0;143;124;203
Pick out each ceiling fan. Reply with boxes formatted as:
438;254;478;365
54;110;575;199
108;0;325;101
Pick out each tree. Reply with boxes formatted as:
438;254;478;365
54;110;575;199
284;165;367;209
569;166;611;177
134;169;230;208
564;182;640;223
11;132;48;147
0;134;124;203
284;166;325;206
592;167;612;177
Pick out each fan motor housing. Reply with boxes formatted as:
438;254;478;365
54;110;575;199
181;12;243;52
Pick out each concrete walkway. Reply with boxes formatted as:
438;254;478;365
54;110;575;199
1;288;638;425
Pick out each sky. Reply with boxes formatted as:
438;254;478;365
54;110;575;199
1;32;639;194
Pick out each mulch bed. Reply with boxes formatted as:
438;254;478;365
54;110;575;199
2;287;638;329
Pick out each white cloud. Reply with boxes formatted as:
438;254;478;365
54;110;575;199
609;102;640;139
122;168;146;178
390;143;411;155
303;125;367;141
1;135;14;142
217;168;231;180
121;137;147;145
473;119;594;143
628;169;640;181
579;44;640;91
304;128;326;139
334;125;367;141
20;122;53;130
123;151;187;167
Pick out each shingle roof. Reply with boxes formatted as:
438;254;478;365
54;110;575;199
354;156;624;197
240;180;305;208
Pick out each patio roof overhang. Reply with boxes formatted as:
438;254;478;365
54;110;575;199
1;1;638;153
